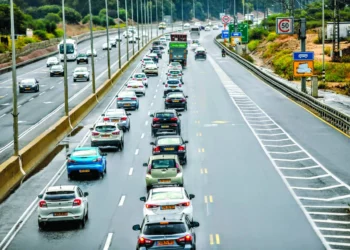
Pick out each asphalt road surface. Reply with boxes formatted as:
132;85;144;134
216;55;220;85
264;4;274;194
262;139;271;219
1;29;350;250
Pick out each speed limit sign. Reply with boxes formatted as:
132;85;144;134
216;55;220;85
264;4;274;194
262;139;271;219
276;17;294;34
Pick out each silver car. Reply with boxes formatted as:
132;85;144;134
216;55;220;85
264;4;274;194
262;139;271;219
46;56;59;67
144;63;159;75
116;91;139;110
102;108;131;132
86;49;97;57
73;67;90;82
37;185;89;229
90;122;124;151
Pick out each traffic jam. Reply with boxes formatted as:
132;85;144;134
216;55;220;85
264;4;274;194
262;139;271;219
37;31;208;249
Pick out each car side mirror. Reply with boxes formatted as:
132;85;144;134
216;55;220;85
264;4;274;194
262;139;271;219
150;114;154;117
178;114;182;116
163;82;165;85
115;95;118;97
189;194;195;199
191;221;200;228
101;114;105;116
84;192;89;197
38;194;43;199
89;127;93;131
143;163;148;167
184;140;189;144
67;153;71;157
150;142;155;145
140;196;146;202
185;96;188;98
127;113;132;116
132;224;141;231
36;79;39;83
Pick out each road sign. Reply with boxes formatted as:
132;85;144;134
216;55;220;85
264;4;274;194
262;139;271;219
231;32;242;37
293;52;314;61
237;23;249;43
222;15;231;24
293;61;314;77
276;17;294;34
221;30;229;39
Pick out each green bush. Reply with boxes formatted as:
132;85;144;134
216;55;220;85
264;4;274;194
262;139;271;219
247;40;260;51
306;20;322;29
47;33;56;39
82;14;101;25
32;19;46;31
342;56;350;63
249;27;268;40
59;7;82;24
272;49;293;80
22;37;38;44
263;42;282;58
37;5;61;18
324;46;331;56
100;16;116;26
266;32;278;42
314;61;350;82
242;53;254;63
0;43;7;53
45;22;57;33
34;30;48;40
318;82;327;89
54;28;64;37
45;13;61;24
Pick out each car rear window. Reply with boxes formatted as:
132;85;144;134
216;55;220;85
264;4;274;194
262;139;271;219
157;138;182;145
151;190;183;200
119;91;135;97
167;80;180;85
143;223;186;235
135;74;145;78
196;50;205;54
155;112;175;118
106;111;124;117
21;79;36;84
169;71;180;74
168;93;184;98
151;159;176;169
52;66;62;70
95;125;116;132
44;191;75;201
72;150;97;157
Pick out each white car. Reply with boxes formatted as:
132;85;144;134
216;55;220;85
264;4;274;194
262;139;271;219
194;22;201;27
37;185;89;229
159;37;167;45
144;63;159;75
190;43;199;51
168;62;183;71
123;31;132;38
142;61;157;70
131;72;148;87
195;46;206;53
73;67;90;82
86;49;97;57
212;24;219;30
128;37;137;43
141;56;154;67
125;80;146;96
140;187;195;220
90;122;124;150
163;78;183;96
184;23;190;29
102;43;112;50
205;26;211;31
46;57;59;67
109;40;116;47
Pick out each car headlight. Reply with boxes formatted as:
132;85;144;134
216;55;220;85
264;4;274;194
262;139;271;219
73;74;77;77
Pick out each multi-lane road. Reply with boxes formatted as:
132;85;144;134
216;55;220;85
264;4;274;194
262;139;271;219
0;29;350;249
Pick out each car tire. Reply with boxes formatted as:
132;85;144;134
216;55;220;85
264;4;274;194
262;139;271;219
36;86;39;92
50;74;53;77
127;126;130;132
68;173;73;180
120;140;124;151
19;89;23;93
38;221;46;230
80;216;85;228
85;209;89;220
151;130;156;138
177;128;181;135
123;127;126;133
74;79;76;82
100;171;104;179
87;78;90;81
185;105;187;111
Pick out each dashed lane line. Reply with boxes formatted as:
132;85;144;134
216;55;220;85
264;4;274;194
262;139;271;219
128;168;133;176
103;233;113;250
118;196;126;206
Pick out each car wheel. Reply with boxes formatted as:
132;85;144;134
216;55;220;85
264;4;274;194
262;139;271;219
80;216;85;228
143;92;146;96
122;127;126;132
100;171;104;178
74;79;76;82
68;173;73;180
127;126;130;132
87;78;90;81
185;105;187;111
19;89;23;93
50;74;53;77
151;130;156;137
85;209;89;220
36;86;39;92
120;140;124;151
38;221;46;230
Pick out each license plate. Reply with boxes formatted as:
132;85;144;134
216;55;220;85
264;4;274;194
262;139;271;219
124;103;131;106
55;72;59;74
170;86;176;89
164;147;174;151
137;79;142;81
161;125;169;128
111;119;119;122
101;134;110;137
25;88;31;90
78;75;83;78
79;169;90;173
54;212;68;216
158;240;174;246
161;205;175;210
158;179;171;183
173;100;179;102
133;86;138;88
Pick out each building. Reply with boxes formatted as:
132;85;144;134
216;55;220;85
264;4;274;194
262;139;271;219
326;21;350;39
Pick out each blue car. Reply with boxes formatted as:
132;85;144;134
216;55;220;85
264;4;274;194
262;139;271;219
66;147;107;179
116;91;139;110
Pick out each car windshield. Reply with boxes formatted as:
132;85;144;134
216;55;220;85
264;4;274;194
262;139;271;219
157;137;182;145
119;91;135;97
151;190;184;200
78;54;86;57
151;159;176;169
51;66;62;70
135;74;146;78
48;57;56;61
72;149;97;157
167;80;180;85
44;191;75;201
155;112;175;118
197;50;205;54
170;63;180;66
106;110;124;116
143;223;186;235
20;79;35;84
153;50;160;53
75;68;87;72
168;93;184;98
95;125;116;132
145;61;155;65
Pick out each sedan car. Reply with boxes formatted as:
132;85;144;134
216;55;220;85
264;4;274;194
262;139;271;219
159;37;167;45
168;62;183;71
143;155;184;191
18;78;39;93
212;24;219;30
151;49;162;59
116;91;139;110
50;64;64;77
46;57;59;67
163;79;183;96
132;214;199;250
150;110;182;136
86;49;97;57
129;37;137;43
102;108;131;132
37;185;89;229
131;72;148;87
76;53;88;64
144;63;159;75
66;147;107;179
164;92;188;111
126;80;146;96
141;57;154;67
150;135;188;164
166;70;184;83
140;187;195;219
147;53;159;63
204;26;211;31
73;67;90;82
102;43;112;50
90;122;124;150
109;40;117;47
195;48;207;60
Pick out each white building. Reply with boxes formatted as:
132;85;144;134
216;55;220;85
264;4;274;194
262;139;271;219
326;21;350;39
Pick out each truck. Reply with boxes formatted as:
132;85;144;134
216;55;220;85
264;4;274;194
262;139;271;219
169;33;188;67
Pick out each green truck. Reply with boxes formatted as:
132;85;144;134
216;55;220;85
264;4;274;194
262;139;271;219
169;33;188;67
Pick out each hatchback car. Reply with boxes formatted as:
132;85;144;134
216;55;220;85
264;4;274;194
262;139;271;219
163;79;183;96
195;48;207;60
150;110;182;136
168;62;182;71
165;34;171;41
86;49;97;57
90;122;124;150
144;63;159;75
37;185;89;229
102;109;131;132
76;53;88;64
126;80;146;96
132;214;199;250
50;64;64;77
166;70;184;83
143;155;184;190
46;57;59;67
131;72;148;87
66;147;107;179
151;49;162;59
147;53;159;63
18;78;39;93
142;61;157;71
164;92;188;111
140;187;194;220
102;43;112;50
150;135;188;164
116;91;139;110
73;67;90;82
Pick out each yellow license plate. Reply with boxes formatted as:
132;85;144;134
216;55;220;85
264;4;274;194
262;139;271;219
54;212;68;216
137;79;142;81
158;240;174;246
161;125;169;128
173;100;179;102
78;75;83;78
171;86;176;88
159;179;171;183
133;86;138;88
111;119;119;122
161;205;175;210
102;135;110;137
79;169;90;173
124;103;131;106
164;147;174;151
25;88;31;90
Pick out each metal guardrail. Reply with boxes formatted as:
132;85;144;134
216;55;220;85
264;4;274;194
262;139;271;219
214;37;350;135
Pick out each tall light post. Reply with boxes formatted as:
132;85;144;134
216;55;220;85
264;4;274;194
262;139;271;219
156;0;158;36
88;0;96;93
147;1;150;41
131;0;135;55
322;0;325;84
141;0;144;46
150;1;153;39
62;0;69;117
193;0;195;20
10;0;18;156
182;0;184;31
105;0;111;78
125;0;129;60
170;0;173;31
117;0;121;69
137;0;140;51
207;0;209;22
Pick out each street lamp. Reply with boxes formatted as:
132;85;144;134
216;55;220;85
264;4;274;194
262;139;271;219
62;0;69;117
207;0;209;22
150;1;153;39
141;0;144;46
105;0;111;78
156;0;158;37
137;0;140;51
131;0;135;55
322;0;326;84
193;0;195;20
182;0;184;31
125;0;129;60
88;0;96;93
117;0;121;69
170;0;173;31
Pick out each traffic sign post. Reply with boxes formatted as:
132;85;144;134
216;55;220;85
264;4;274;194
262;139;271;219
230;32;242;46
237;22;249;44
276;17;294;34
222;30;229;39
293;51;314;77
222;15;231;24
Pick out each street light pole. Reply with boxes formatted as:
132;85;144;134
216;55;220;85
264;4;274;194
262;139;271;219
207;0;209;22
322;0;325;84
105;0;111;78
170;0;173;31
10;0;18;156
193;0;195;20
156;0;158;37
182;0;184;31
150;1;153;39
131;0;135;55
141;0;144;46
117;0;121;68
137;0;140;51
125;0;129;60
88;0;96;93
62;0;69;117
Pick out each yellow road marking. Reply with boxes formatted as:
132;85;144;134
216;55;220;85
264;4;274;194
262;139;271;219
204;196;208;203
204;168;208;174
209;234;214;245
196;132;202;136
0;96;4;99
195;120;200;124
200;168;208;174
200;168;203;174
212;120;229;124
198;148;201;153
202;148;205;153
209;195;213;203
216;234;220;244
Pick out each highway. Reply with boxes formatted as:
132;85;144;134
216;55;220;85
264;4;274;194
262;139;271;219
1;29;350;250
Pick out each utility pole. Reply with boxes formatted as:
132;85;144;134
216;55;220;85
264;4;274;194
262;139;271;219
182;0;184;31
88;0;96;93
137;0;140;51
117;0;121;68
62;0;69;117
193;0;195;20
234;0;237;31
150;1;153;39
300;18;307;93
105;0;111;78
141;0;144;46
170;0;173;31
207;0;209;22
156;0;158;36
322;0;325;84
125;0;129;60
131;0;135;55
10;0;18;156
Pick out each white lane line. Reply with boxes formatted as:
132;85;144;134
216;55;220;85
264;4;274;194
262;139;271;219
0;114;5;119
285;174;330;180
103;233;114;250
141;133;145;139
292;184;343;190
257;133;286;136
154;95;156;98
269;150;304;154
150;102;153;106
118;195;126;206
145;120;148;126
135;149;139;155
157;84;159;87
299;194;350;201
273;157;311;162
17;105;21;108
0;103;10;106
147;111;150;115
28;98;34;102
49;86;54;90
326;242;350;247
250;123;275;126
129;168;134;176
155;89;158;92
39;92;45;95
308;212;349;216
313;219;350;224
319;228;350;232
255;128;280;131
279;165;320;170
264;144;297;147
260;138;291;142
304;205;350;208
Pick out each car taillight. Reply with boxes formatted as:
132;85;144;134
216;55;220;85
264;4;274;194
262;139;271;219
170;117;178;121
176;235;192;244
139;85;144;88
176;201;190;207
166;99;171;103
153;118;160;122
127;86;132;88
145;204;159;208
92;131;100;136
73;199;82;206
143;78;147;80
138;237;153;246
132;78;136;80
179;73;182;76
165;84;168;87
112;131;120;135
176;163;180;173
68;159;76;163
168;73;171;76
131;97;137;100
178;145;186;152
117;97;123;100
153;146;160;153
179;84;182;87
121;117;127;121
147;165;152;174
39;200;47;208
103;117;110;121
180;98;186;102
93;157;102;162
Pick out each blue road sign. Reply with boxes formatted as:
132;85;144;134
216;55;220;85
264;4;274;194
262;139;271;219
222;30;229;39
293;52;314;61
231;32;242;37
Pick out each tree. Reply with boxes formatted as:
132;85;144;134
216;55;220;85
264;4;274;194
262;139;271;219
59;7;82;24
45;13;61;23
0;3;26;34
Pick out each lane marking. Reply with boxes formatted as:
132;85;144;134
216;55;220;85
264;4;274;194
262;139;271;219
49;86;54;90
150;102;153;106
17;105;21;108
308;212;349;216
0;114;6;119
103;233;113;250
141;133;145;139
285;174;330;180
145;121;148;126
280;165;320;170
39;92;45;95
299;194;350;201
0;103;10;106
209;195;213;203
118;195;126;206
28;98;34;101
147;111;150;115
0;94;8;98
273;157;311;162
153;95;156;98
216;234;220;244
129;168;133;176
209;234;214;245
292;184;343;190
135;149;139;155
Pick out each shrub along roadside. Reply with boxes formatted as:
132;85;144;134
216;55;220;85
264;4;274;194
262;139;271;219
248;40;260;52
